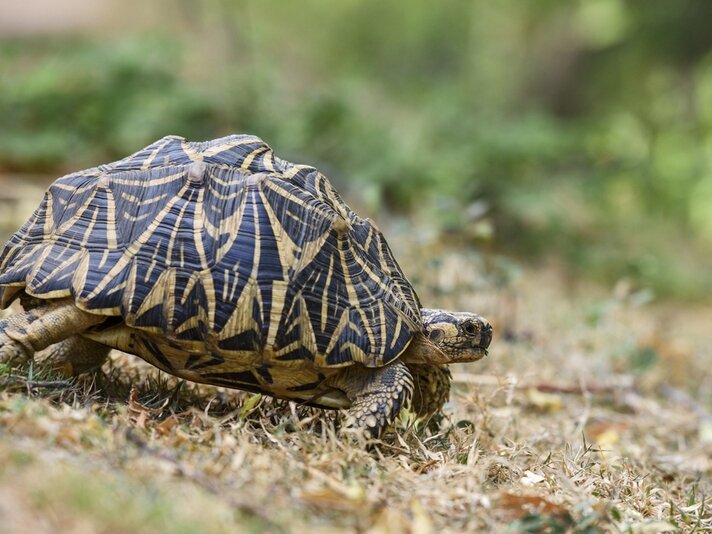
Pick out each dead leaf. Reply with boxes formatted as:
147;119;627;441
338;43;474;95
298;486;364;512
525;388;562;412
156;415;180;436
299;469;366;512
127;387;167;429
497;492;572;523
585;421;627;448
413;459;438;474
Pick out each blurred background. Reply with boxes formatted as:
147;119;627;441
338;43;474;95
1;0;711;300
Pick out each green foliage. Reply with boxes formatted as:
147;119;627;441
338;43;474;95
0;0;711;298
0;38;219;171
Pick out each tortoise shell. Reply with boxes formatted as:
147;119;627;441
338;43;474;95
0;135;422;378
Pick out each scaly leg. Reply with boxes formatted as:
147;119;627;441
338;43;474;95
0;299;105;366
330;360;414;438
40;336;111;377
409;364;452;418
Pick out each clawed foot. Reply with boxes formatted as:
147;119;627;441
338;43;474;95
338;361;414;440
0;333;32;366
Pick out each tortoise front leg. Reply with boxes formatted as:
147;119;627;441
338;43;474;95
0;299;105;365
330;360;414;438
409;364;452;418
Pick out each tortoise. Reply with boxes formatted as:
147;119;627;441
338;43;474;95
0;135;492;437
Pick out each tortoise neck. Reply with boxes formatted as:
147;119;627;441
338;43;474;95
401;333;450;364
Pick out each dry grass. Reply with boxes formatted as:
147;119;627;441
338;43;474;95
1;226;711;533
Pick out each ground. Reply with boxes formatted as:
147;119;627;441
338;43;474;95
0;208;711;533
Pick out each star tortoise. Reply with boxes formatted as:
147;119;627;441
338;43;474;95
0;135;492;437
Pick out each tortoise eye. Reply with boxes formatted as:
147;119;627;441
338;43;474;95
462;321;478;336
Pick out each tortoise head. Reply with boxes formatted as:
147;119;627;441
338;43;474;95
419;309;492;363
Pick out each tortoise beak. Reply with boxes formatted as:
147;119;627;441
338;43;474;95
480;321;493;349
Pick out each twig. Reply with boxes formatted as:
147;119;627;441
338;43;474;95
0;377;72;389
451;373;634;395
531;383;620;395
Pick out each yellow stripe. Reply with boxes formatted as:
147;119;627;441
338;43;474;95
258;186;299;277
119;190;168;205
219;277;259;339
161;268;177;328
357;307;376;361
281;164;311;179
122;211;154;223
298;295;318;356
377;300;387;359
25;245;54;289
390;317;402;349
345;246;386;294
43;191;54;235
180;138;202;162
98;249;110;270
249;192;261;280
206;178;242;200
164;190;195;269
82;207;101;247
263;151;275;172
141;137;174;170
320;254;334;332
71;250;90;296
338;237;359;307
241;146;270;169
134;268;168;323
201;137;261;158
192;186;209;270
85;182;191;301
325;309;350;357
51;182;95;194
144;259;159;284
227;268;241;302
265;280;288;349
104;187;118;249
55;186;101;235
221;268;230;302
110;169;184;187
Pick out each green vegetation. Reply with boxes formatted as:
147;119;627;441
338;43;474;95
1;1;711;298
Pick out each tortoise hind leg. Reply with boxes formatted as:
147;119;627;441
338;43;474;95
330;360;414;438
0;299;105;366
41;336;111;377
